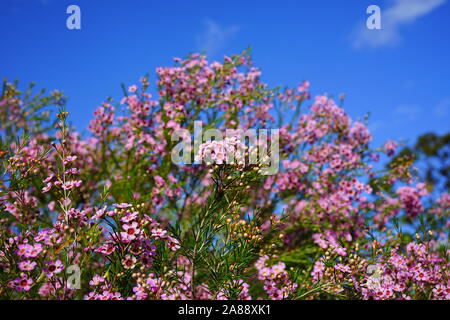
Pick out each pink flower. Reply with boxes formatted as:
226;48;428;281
93;206;107;219
298;80;310;93
89;275;105;286
167;236;180;251
39;281;60;297
84;292;99;300
151;228;167;239
48;201;56;211
43;174;54;183
114;203;132;209
397;186;424;218
62;180;82;190
96;244;115;255
120;211;139;223
45;260;64;277
384;140;397;157
121;222;140;242
16;275;33;292
42;182;52;193
109;292;123;300
28;244;43;258
65;155;78;162
128;85;138;93
154;175;166;188
18;260;37;271
16;244;33;257
122;254;137;269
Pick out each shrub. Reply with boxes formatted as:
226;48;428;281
0;51;448;300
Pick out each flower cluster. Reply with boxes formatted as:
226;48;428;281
195;137;246;165
0;51;448;300
255;255;298;300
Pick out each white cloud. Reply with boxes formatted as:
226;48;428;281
434;98;450;117
392;105;421;121
352;0;446;49
195;19;240;56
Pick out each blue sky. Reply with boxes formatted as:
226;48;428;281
1;0;449;149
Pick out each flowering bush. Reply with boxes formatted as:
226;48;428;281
0;51;448;300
